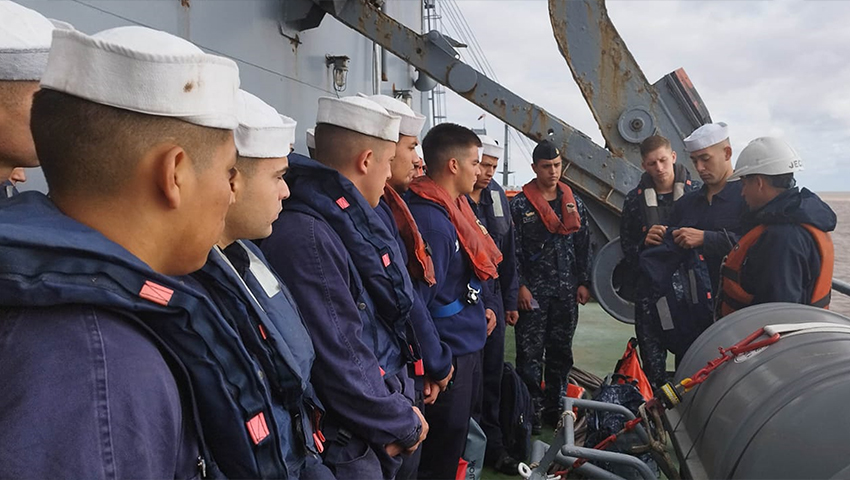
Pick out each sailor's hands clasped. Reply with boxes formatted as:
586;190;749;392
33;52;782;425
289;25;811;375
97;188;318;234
645;224;667;246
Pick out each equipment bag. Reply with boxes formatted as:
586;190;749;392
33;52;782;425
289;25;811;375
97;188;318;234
586;376;657;479
457;418;487;480
499;362;533;462
640;240;715;357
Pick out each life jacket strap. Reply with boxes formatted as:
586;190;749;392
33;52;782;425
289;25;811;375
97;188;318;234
429;277;482;318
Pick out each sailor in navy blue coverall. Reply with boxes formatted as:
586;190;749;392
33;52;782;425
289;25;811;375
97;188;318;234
467;135;521;473
263;97;427;480
368;92;453;480
408;123;492;480
663;123;746;295
189;92;332;479
0;23;242;479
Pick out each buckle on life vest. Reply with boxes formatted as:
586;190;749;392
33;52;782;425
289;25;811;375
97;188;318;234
466;281;481;305
429;277;482;318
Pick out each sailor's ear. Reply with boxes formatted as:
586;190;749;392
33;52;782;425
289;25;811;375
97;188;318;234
229;166;247;202
151;144;188;209
448;157;460;174
671;150;677;163
723;144;733;162
755;175;767;191
356;148;373;175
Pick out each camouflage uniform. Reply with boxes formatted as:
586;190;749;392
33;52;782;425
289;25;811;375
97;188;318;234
619;168;699;389
510;189;591;421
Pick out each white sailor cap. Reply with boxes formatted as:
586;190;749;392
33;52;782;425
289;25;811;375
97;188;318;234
306;127;316;149
358;94;426;137
40;26;240;129
0;1;55;81
684;122;729;152
316;96;400;142
478;134;503;159
234;90;295;159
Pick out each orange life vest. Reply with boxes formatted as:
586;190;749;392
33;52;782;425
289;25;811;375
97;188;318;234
718;223;834;318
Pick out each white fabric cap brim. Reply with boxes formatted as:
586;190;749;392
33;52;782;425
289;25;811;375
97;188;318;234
316;96;400;142
482;143;503;159
0;49;49;80
280;116;296;151
0;1;55;80
306;128;315;149
399;113;426;138
684;122;729;152
234;91;296;158
358;93;425;137
40;28;240;129
478;134;503;159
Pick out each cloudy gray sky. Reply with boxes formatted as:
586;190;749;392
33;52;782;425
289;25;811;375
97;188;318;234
440;0;850;191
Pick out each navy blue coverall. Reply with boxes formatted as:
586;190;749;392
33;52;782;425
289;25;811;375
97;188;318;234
408;190;488;480
667;180;746;294
467;179;519;464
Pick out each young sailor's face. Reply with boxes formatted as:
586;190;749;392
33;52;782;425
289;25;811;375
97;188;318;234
532;157;562;188
225;155;289;242
475;154;499;190
389;135;418;193
690;143;731;186
642;147;676;188
457;144;481;195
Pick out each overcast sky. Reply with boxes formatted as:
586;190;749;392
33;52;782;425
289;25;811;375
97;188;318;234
440;0;850;191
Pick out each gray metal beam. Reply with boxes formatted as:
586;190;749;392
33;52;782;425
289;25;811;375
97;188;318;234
303;0;643;223
548;0;711;169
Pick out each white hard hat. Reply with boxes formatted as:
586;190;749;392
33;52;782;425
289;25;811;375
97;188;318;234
728;136;803;181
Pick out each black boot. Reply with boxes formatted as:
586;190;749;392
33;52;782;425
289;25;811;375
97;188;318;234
494;451;521;476
531;407;543;435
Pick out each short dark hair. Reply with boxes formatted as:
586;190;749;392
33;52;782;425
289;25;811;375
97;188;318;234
421;122;481;171
767;173;795;189
639;135;672;158
30;89;231;198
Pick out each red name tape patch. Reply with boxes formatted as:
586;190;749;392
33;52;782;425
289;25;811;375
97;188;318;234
246;412;270;445
139;281;174;306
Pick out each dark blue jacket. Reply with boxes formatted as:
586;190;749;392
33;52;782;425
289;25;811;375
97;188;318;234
737;187;837;306
261;156;421;475
668;180;746;293
407;191;488;357
376;198;453;381
191;240;326;476
468;179;519;319
0;192;207;479
510;188;592;299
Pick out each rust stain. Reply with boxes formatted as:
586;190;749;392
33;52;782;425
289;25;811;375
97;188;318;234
183;81;194;92
180;0;190;7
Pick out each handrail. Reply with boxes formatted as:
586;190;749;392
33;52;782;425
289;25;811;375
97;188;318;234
833;279;850;298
